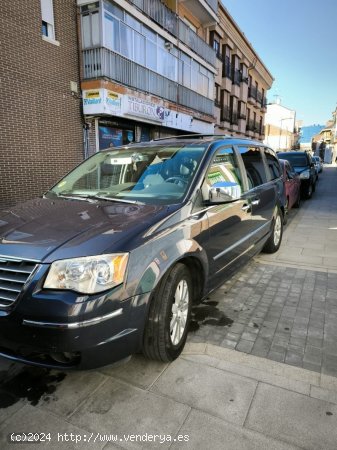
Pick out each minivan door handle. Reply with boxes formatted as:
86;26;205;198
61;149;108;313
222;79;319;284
251;199;260;206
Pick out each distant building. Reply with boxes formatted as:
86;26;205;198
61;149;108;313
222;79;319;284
213;4;273;139
263;100;296;151
300;125;325;151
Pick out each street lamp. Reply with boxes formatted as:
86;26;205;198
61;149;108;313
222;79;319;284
278;117;294;151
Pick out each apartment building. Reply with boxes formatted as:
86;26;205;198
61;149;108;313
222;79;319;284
1;0;84;209
1;0;273;209
211;4;273;140
78;0;218;153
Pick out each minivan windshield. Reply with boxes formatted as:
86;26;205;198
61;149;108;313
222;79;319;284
46;143;207;205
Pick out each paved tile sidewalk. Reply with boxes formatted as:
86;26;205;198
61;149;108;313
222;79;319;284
188;165;337;376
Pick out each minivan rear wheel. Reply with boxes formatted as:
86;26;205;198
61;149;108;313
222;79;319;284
262;206;283;254
142;263;192;362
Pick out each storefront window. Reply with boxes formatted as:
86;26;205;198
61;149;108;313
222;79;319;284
99;126;134;149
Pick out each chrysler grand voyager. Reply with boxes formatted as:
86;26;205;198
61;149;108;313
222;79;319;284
0;136;285;369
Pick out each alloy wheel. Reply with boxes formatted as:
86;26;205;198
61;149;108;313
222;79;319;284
170;279;189;346
273;214;282;246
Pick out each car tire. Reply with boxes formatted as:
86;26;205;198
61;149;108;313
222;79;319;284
294;190;301;208
312;181;316;193
306;183;313;199
262;206;283;254
142;263;192;362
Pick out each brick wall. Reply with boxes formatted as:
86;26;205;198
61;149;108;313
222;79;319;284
0;0;84;209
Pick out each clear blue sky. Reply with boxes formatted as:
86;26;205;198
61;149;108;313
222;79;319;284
222;0;337;126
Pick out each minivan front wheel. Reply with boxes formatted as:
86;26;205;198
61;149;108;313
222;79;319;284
262;207;283;254
143;263;192;362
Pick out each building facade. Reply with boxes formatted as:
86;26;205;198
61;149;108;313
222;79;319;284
211;4;273;140
1;0;84;209
1;0;273;209
264;100;296;151
78;0;218;153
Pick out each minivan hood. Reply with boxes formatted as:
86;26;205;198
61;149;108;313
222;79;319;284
0;198;170;262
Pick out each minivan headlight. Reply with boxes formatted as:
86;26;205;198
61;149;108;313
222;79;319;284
300;170;310;179
44;254;129;294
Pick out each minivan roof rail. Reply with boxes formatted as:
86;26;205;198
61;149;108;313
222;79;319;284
152;134;244;141
150;134;254;142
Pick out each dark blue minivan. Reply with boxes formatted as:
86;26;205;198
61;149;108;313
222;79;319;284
0;136;285;369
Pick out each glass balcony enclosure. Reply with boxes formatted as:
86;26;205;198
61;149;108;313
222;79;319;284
80;0;215;116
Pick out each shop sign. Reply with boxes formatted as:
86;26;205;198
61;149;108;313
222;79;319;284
83;89;104;114
83;90;102;106
125;96;164;122
105;90;122;114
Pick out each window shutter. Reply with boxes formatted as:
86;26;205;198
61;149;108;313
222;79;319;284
41;0;54;25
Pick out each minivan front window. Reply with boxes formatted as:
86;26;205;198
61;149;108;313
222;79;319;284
46;144;206;205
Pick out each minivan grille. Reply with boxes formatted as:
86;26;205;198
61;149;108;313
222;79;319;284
0;258;37;308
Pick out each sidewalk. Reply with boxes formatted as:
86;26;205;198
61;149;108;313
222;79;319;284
1;166;337;449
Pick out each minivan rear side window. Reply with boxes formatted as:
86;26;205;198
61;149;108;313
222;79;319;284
264;147;281;180
238;146;267;189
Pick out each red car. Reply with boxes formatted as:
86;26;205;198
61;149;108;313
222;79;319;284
279;159;301;224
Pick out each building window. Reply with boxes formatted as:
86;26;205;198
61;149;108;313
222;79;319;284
40;0;55;39
222;45;231;79
231;55;240;85
210;31;221;57
220;90;230;122
215;84;221;107
240;63;248;83
230;96;238;125
238;101;246;120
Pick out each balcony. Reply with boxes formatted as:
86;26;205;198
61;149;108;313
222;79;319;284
247;86;257;105
82;47;214;116
232;69;241;86
221;105;231;122
178;21;216;66
128;0;216;66
178;0;218;24
246;119;258;132
230;111;238;125
222;57;231;79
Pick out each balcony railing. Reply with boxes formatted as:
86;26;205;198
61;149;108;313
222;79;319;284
232;69;241;86
128;0;216;66
82;47;214;116
248;86;257;100
246;119;257;132
230;111;238;125
178;20;216;66
221;105;231;122
222;56;231;79
130;0;178;34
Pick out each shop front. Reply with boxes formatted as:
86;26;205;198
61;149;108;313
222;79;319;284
82;88;214;154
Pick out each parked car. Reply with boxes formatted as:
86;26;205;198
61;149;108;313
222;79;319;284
279;159;301;223
277;151;316;199
0;136;285;369
312;155;323;173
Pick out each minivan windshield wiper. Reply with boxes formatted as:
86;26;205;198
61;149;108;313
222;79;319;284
93;195;144;205
51;192;144;205
55;193;98;203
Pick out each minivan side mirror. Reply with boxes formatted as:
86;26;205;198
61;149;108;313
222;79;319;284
208;181;241;204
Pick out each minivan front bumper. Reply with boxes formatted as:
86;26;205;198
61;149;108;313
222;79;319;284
0;290;152;370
